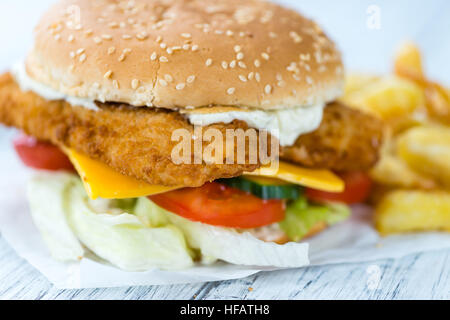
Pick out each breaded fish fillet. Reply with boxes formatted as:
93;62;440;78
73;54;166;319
0;73;382;186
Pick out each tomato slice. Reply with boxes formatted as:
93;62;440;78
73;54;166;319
149;182;285;229
306;172;372;205
13;134;74;171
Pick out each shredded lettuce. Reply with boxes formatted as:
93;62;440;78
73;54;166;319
279;197;350;242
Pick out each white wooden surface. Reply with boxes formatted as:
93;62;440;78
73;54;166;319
0;0;449;300
0;233;448;299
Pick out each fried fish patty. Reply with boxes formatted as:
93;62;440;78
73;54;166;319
0;73;382;186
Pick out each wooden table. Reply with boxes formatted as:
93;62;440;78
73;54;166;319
1;234;448;300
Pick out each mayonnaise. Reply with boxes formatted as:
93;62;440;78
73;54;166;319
11;62;99;110
187;103;324;147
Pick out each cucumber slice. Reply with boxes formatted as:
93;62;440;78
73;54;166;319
219;177;302;200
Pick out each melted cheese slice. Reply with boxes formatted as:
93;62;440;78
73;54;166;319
64;149;344;199
245;162;345;193
64;148;180;199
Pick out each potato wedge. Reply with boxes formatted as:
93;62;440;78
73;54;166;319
375;190;450;235
397;126;450;187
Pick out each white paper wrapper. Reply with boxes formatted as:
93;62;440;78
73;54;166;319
1;144;449;289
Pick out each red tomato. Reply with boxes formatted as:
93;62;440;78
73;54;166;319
149;182;285;229
13;134;74;171
306;172;372;204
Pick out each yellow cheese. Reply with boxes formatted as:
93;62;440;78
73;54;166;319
245;162;345;192
65;148;344;199
64;148;180;199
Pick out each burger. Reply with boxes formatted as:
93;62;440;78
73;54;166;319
0;0;383;270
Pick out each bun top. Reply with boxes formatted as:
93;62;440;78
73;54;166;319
26;0;344;110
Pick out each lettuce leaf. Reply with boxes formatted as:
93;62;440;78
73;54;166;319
27;174;194;271
135;198;310;268
279;197;350;242
27;173;85;262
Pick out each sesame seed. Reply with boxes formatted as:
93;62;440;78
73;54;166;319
108;22;119;28
181;33;191;38
159;79;168;87
238;61;247;69
150;52;158;61
236;52;244;60
84;29;93;36
229;60;236;68
164;74;173;83
227;87;236;95
159;56;169;63
289;31;303;43
79;53;86;62
221;61;228;69
269;32;277;38
277;81;286;87
234;45;241;53
136;32;148;40
239;75;247;82
156;36;162;43
205;58;213;67
261;53;270;60
264;84;272;94
92;82;100;89
166;47;173;55
118;54;126;62
226;30;234;36
254;59;261;68
131;79;140;89
68;35;75;42
113;80;120;89
93;37;102;44
102;34;113;40
176;83;186;90
122;34;132;40
191;45;199;51
108;47;116;55
187;75;196;83
76;48;85;55
306;76;313;85
54;34;61;41
182;44;190;50
104;70;113;79
160;43;167;49
248;72;254;80
255;73;261;82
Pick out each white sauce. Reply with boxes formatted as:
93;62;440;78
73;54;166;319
11;62;99;110
12;62;324;147
187;103;324;147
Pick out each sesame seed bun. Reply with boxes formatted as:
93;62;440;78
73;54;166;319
25;0;344;110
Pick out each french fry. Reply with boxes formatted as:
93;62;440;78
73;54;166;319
375;190;450;235
342;76;426;120
394;42;450;124
394;42;424;80
370;152;437;189
344;73;380;96
397;126;450;188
